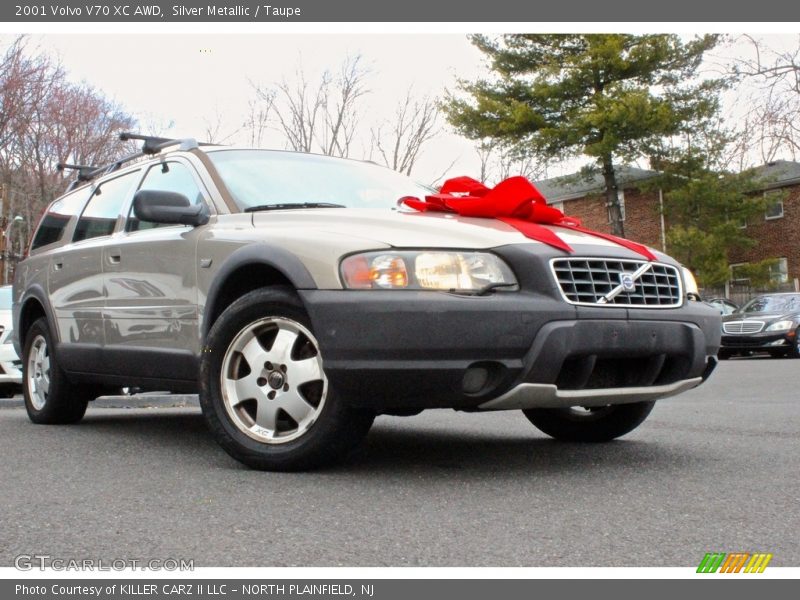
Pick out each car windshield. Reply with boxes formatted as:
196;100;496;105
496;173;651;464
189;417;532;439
207;149;434;211
741;294;800;313
0;287;11;310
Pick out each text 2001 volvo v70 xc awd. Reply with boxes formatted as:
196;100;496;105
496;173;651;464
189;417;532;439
13;134;721;470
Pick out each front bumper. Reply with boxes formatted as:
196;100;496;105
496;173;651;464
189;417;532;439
299;285;720;412
721;331;796;351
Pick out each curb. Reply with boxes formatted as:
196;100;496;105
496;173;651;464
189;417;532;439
0;394;200;410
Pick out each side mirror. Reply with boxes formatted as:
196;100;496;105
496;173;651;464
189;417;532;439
132;190;209;227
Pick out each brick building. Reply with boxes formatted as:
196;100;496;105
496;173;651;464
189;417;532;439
535;161;800;298
536;166;666;251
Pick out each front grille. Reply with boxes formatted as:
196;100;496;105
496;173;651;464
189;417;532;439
723;321;765;334
551;258;683;307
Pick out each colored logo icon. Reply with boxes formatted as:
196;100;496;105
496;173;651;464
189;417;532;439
697;552;773;573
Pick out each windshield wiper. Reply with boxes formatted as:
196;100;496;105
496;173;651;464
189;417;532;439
245;202;346;212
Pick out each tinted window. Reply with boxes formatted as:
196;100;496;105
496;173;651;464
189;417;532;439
74;171;139;242
128;162;204;232
30;188;91;251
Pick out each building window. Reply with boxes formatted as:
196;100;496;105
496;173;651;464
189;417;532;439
730;263;750;285
769;257;789;284
764;190;784;220
607;190;625;223
550;200;565;214
730;259;789;287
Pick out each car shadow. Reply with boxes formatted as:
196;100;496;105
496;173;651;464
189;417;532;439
70;408;692;478
344;423;687;478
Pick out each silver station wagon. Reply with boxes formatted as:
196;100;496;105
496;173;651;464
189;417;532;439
13;134;721;470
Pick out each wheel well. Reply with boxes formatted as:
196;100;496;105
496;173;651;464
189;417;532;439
19;298;47;344
205;264;295;334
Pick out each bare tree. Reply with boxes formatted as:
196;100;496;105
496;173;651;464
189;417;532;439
0;37;135;275
321;55;369;157
243;91;274;148
202;105;239;144
475;140;495;184
730;35;800;163
369;89;440;175
250;55;369;157
472;141;548;186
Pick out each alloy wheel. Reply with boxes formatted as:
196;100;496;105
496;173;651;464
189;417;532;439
220;317;327;444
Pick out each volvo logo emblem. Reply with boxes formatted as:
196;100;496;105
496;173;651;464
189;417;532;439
597;262;653;304
620;273;636;292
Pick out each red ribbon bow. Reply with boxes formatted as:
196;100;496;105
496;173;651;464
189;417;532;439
402;176;656;261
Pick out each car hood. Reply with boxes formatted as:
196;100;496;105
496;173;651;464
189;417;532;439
250;208;664;257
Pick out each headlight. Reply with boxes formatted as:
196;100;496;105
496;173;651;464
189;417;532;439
766;320;795;332
681;267;700;298
340;251;517;292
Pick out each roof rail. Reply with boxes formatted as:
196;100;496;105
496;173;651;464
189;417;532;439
57;162;103;181
58;133;206;190
57;163;107;192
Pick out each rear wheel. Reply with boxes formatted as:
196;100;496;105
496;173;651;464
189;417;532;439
523;401;655;442
200;287;374;471
23;318;94;424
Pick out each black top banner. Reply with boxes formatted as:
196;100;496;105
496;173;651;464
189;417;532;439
3;0;798;22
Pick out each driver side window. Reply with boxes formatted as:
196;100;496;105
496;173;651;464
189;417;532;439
128;162;205;232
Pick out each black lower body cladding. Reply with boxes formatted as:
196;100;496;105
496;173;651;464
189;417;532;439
299;289;721;412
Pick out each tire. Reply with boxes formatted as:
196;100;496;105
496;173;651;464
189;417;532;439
789;328;800;359
22;317;92;424
199;287;374;471
523;401;656;443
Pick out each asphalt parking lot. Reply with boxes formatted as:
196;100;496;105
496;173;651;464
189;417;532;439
0;358;797;568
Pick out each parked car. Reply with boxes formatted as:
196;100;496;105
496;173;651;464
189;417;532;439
706;297;739;316
0;285;23;397
13;134;721;470
719;293;800;359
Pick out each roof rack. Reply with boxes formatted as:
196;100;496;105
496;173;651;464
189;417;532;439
59;133;207;190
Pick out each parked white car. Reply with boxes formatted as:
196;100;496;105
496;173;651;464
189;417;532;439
0;285;22;396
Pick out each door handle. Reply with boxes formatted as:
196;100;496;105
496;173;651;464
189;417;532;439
107;253;121;264
53;262;63;271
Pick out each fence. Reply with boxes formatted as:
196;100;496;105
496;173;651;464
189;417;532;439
701;278;800;307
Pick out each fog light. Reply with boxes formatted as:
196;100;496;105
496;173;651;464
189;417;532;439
767;339;788;346
462;367;490;394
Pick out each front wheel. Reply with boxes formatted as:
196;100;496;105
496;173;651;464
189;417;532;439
200;287;374;471
523;401;655;443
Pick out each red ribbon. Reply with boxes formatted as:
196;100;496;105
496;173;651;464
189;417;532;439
402;176;656;261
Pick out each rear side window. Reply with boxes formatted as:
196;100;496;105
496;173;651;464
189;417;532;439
30;188;91;251
73;171;139;242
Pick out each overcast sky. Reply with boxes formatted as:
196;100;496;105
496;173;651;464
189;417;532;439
17;33;800;184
